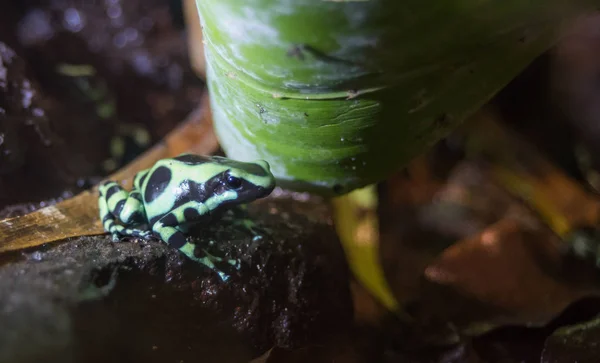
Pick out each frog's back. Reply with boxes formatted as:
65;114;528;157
131;155;212;190
169;153;217;166
138;153;273;217
139;154;229;213
144;152;219;179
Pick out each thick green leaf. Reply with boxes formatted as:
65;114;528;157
196;0;596;196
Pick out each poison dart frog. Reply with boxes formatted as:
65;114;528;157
98;153;276;279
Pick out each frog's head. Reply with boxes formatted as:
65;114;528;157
211;158;276;209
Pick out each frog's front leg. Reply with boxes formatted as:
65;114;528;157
152;222;233;281
151;202;238;280
98;180;150;240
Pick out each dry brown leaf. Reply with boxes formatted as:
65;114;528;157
379;161;517;312
379;135;600;336
183;0;206;78
466;110;600;238
424;218;600;333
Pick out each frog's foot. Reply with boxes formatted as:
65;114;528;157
183;244;239;282
99;181;146;224
98;181;129;216
200;248;240;270
107;224;153;242
232;218;269;236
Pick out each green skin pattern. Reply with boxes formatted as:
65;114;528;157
98;153;276;280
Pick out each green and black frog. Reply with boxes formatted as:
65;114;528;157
98;153;276;279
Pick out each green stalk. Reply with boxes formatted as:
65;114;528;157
196;0;596;196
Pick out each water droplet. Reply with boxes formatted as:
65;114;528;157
20;82;33;108
113;32;127;48
340;137;345;142
32;108;45;117
30;251;43;261
106;5;122;19
131;51;154;75
63;8;85;32
124;27;138;42
17;10;55;46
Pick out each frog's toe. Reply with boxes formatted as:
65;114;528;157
139;230;153;239
180;247;234;281
121;228;152;240
107;223;124;238
234;219;267;236
214;269;231;282
229;258;241;270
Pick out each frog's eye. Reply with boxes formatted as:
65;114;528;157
225;175;243;189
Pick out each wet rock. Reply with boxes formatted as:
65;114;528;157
541;311;600;363
0;193;353;363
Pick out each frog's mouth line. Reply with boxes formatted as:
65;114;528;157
257;186;274;196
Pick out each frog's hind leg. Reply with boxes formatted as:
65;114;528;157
99;196;151;241
99;181;147;224
98;181;149;241
99;188;119;240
